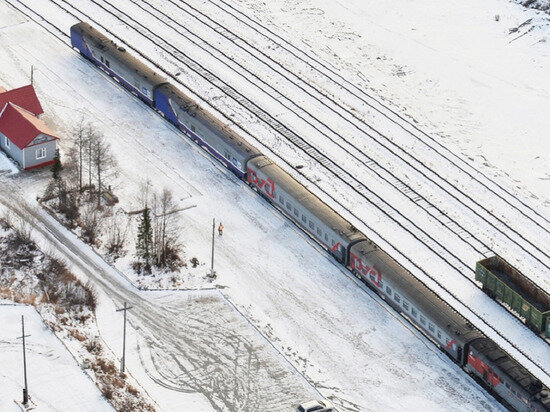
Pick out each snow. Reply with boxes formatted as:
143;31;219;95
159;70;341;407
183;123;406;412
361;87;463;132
0;7;503;411
0;151;19;175
0;0;548;410
0;304;112;412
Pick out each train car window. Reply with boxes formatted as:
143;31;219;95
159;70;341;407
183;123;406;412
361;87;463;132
445;338;450;345
317;228;322;236
286;202;292;210
420;315;426;325
191;125;196;132
301;214;307;223
428;323;435;332
402;301;409;311
324;233;328;241
309;221;314;230
378;280;384;288
394;293;401;303
100;56;104;63
369;273;375;282
386;286;392;295
505;382;510;389
294;207;299;216
106;59;110;68
279;194;284;203
224;151;231;159
411;307;417;318
437;331;442;339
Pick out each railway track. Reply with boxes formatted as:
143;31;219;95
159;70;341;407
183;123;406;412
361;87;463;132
5;0;550;388
148;0;550;282
207;0;550;236
79;0;550;345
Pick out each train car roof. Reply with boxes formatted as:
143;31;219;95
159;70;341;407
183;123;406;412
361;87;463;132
471;338;549;396
248;156;366;245
351;242;483;343
157;83;260;158
72;22;166;87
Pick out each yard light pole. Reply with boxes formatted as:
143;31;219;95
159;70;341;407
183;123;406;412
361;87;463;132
116;302;132;375
209;218;216;278
17;315;31;404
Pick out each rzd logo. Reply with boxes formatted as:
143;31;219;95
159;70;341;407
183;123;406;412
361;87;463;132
349;252;382;287
247;168;275;199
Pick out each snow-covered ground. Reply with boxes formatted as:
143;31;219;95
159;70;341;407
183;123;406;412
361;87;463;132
0;151;18;176
10;0;549;387
233;0;550;205
0;2;506;410
0;304;112;412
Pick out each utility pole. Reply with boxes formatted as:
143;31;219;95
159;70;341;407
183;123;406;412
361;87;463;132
116;302;132;375
17;315;31;404
209;218;216;278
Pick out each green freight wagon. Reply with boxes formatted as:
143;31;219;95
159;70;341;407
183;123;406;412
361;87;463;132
476;256;550;338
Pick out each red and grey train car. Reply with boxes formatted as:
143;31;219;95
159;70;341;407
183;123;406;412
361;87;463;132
70;22;550;411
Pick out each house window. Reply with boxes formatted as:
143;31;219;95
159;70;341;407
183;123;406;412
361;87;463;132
4;136;9;148
36;147;46;160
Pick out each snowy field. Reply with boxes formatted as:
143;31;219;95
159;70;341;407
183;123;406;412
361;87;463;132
0;304;112;412
0;2;507;411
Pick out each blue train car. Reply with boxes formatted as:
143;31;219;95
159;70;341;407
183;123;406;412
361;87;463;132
154;83;260;178
70;22;165;106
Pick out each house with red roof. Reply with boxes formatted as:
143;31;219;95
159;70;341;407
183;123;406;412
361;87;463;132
0;84;58;170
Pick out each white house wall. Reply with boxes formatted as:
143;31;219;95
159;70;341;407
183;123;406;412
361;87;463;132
0;130;24;167
23;134;57;169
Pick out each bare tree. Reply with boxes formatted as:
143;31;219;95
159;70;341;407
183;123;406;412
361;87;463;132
80;204;104;245
105;210;129;257
152;188;181;268
93;135;117;207
71;119;91;193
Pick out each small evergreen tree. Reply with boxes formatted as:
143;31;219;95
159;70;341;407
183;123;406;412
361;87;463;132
136;207;153;273
51;149;62;180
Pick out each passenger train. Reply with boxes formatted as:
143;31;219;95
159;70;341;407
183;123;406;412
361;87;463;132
70;22;549;411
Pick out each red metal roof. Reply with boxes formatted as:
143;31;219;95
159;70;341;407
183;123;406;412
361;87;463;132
0;103;58;150
0;84;43;116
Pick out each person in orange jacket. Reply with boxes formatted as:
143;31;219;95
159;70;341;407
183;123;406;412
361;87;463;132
218;222;224;236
